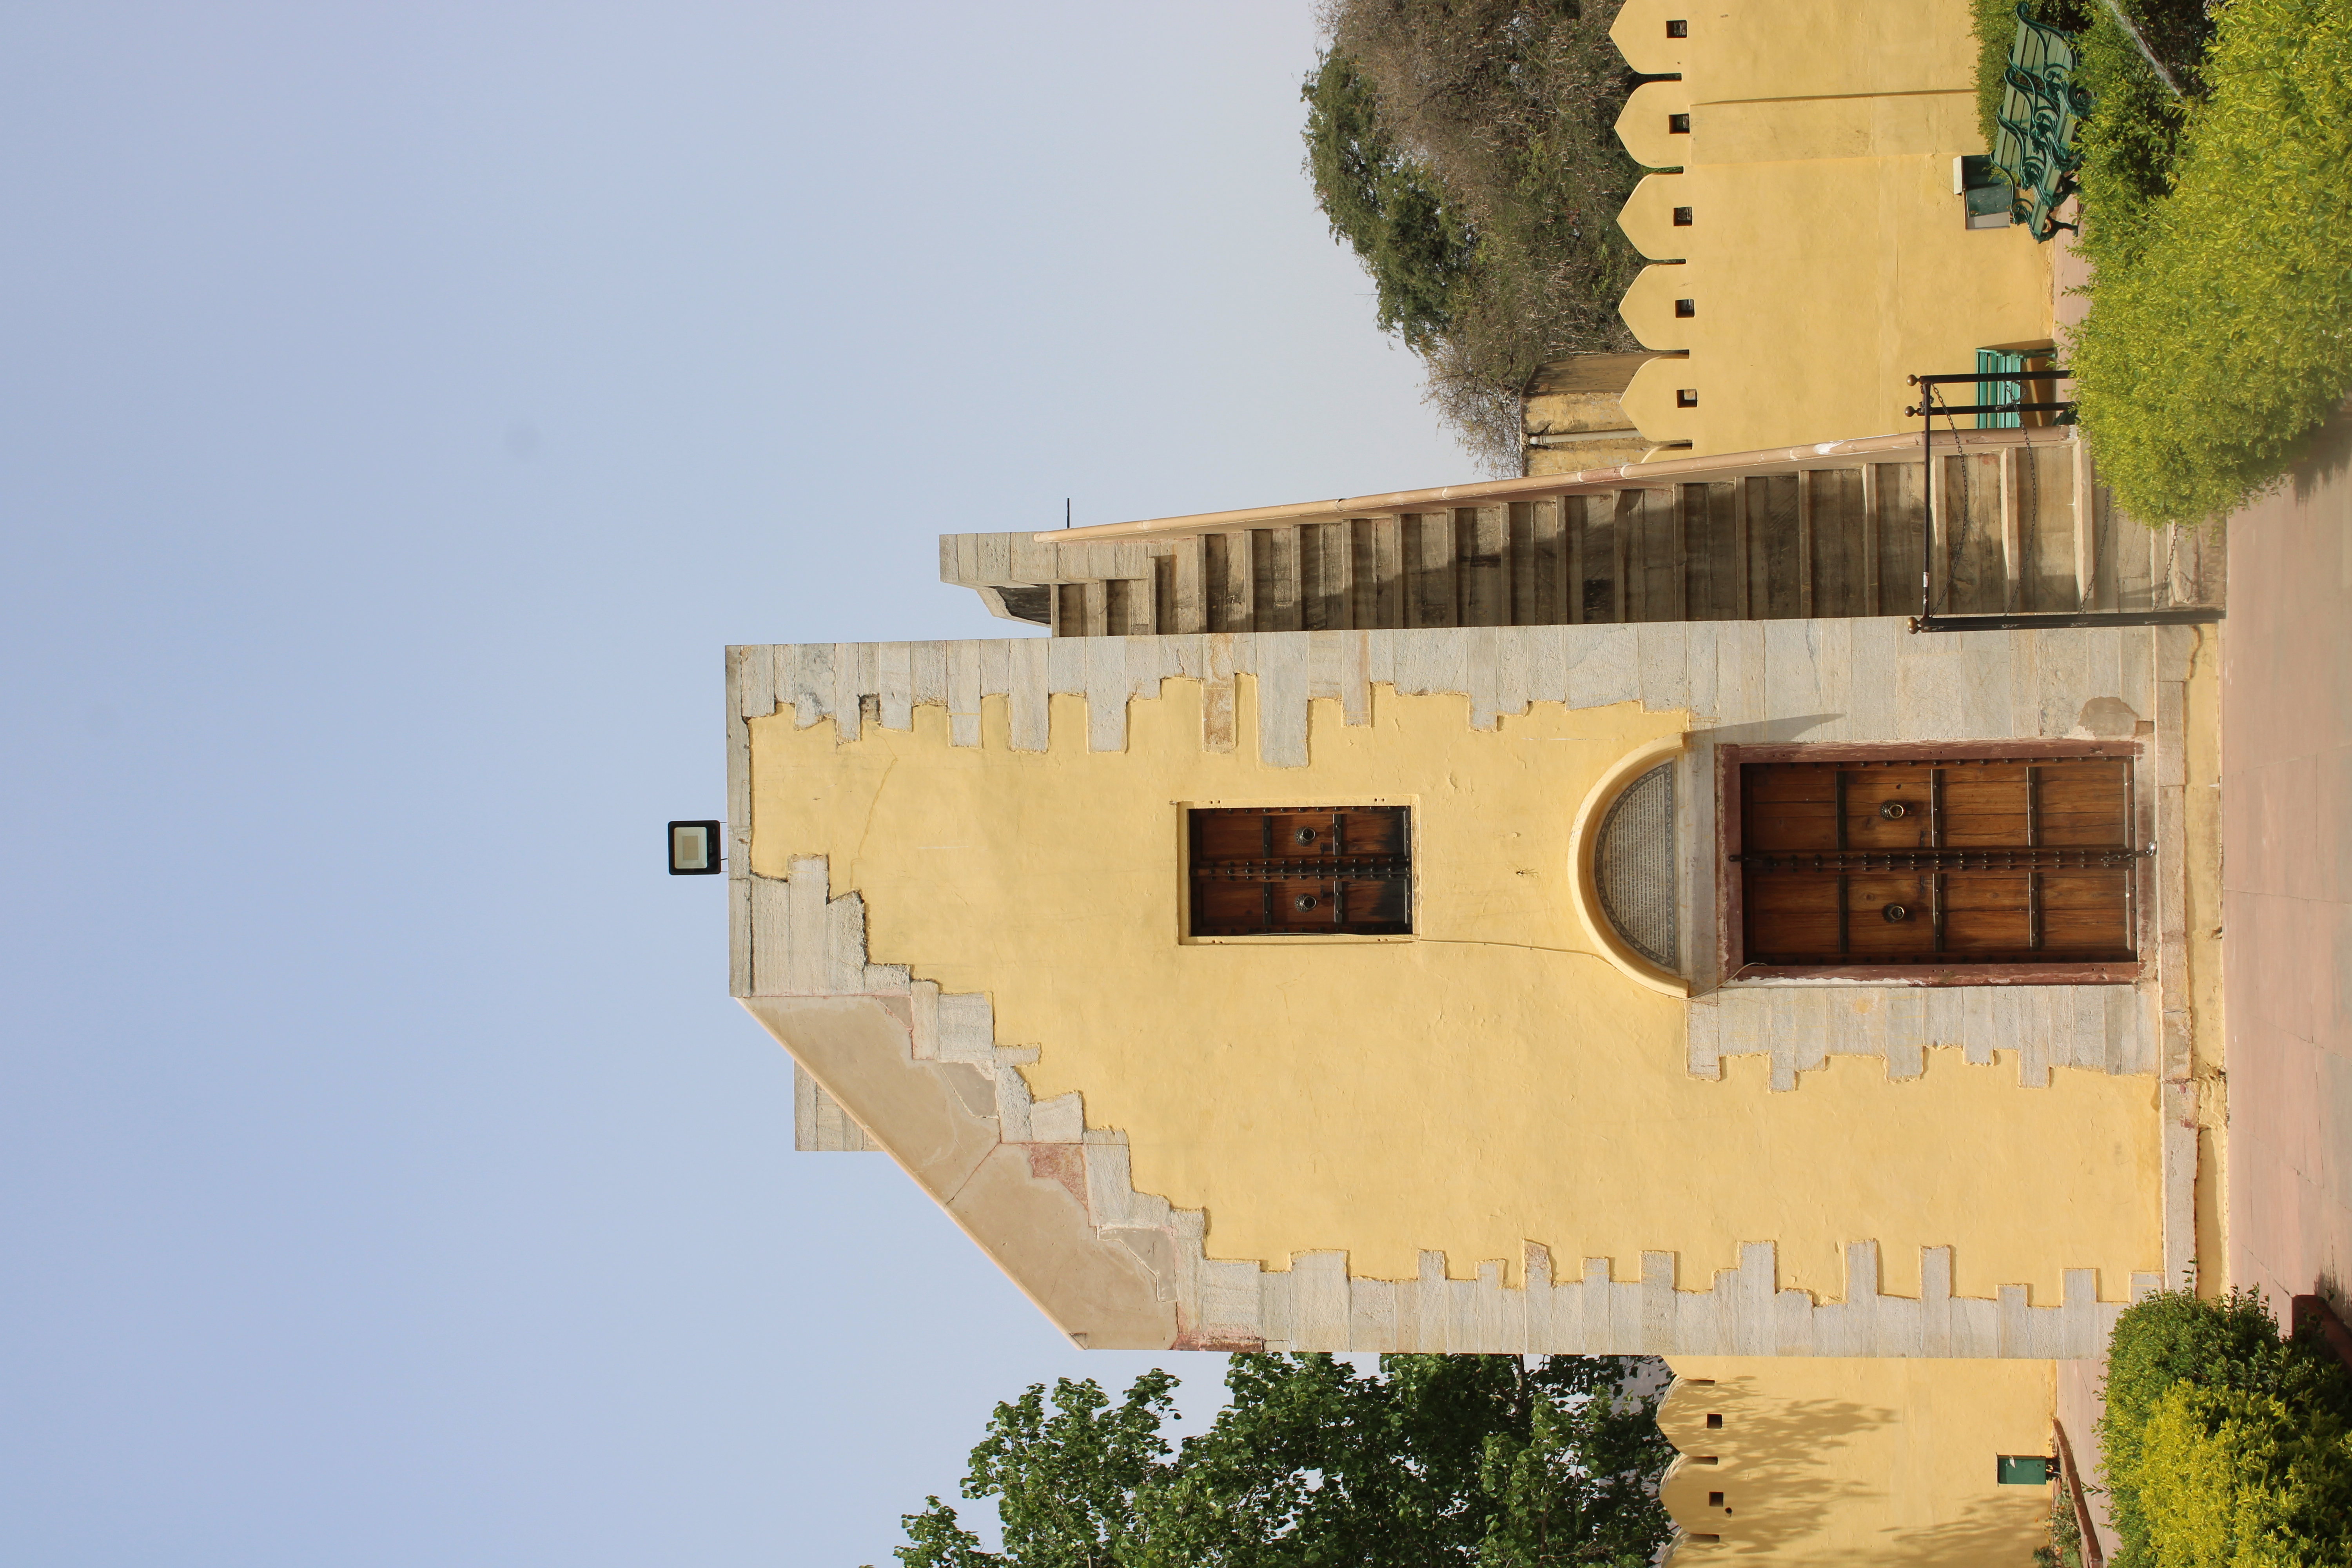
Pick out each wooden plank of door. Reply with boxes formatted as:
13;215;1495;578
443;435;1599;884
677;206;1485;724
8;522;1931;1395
1930;767;1945;951
1296;524;1325;632
2027;763;2042;950
1945;874;2034;953
1835;768;1849;956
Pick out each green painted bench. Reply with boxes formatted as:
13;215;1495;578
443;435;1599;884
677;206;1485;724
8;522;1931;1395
1989;3;2094;241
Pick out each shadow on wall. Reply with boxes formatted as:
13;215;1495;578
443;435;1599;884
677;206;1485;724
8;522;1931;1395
1664;1384;1897;1558
1661;1361;2057;1565
1887;1495;2059;1565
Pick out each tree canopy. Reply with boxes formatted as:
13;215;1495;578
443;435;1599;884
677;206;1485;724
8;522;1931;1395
1301;0;1650;471
1301;51;1481;355
886;1353;1677;1568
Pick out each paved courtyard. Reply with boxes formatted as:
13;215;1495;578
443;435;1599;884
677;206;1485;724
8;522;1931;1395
2223;412;2352;1321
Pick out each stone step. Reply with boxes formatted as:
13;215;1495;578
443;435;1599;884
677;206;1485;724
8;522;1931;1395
944;440;2222;635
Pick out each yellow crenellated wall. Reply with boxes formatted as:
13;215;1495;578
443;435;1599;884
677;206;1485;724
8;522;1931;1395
748;673;2160;1306
1608;0;2056;455
1658;1357;2058;1563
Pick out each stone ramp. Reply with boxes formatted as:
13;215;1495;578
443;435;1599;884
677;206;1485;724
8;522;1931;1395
945;431;2221;636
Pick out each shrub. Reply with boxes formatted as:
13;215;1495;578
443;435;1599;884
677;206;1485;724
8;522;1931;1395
2066;7;2192;274
2032;1469;2088;1568
2064;0;2352;526
2136;1385;2352;1567
2100;1290;2352;1566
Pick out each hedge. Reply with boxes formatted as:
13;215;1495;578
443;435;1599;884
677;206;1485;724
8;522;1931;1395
2100;1290;2352;1566
2137;1384;2352;1566
2062;0;2352;526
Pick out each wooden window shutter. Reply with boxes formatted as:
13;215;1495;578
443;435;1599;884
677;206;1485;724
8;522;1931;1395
1737;756;2138;966
1187;807;1412;936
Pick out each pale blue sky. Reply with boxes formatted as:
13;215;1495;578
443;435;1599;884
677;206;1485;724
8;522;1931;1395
0;3;1468;1564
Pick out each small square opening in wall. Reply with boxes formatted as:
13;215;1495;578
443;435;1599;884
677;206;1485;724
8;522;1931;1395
1668;113;1691;133
1707;1491;1725;1507
1673;205;1693;225
1677;388;1700;408
1675;298;1696;318
1705;1412;1723;1429
1667;18;1688;36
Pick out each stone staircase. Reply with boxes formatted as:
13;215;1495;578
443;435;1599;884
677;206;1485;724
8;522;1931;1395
944;431;2222;636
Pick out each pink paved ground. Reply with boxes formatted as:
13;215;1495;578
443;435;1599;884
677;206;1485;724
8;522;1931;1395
2056;1359;2122;1562
2223;412;2352;1322
2050;198;2092;338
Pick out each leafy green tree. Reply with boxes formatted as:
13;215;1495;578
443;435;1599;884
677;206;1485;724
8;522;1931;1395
1299;3;1648;471
887;1353;1676;1568
1300;51;1481;354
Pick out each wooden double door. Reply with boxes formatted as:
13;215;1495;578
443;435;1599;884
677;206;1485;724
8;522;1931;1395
1737;755;2139;966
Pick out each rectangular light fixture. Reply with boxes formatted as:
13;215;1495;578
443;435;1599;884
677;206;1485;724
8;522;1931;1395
668;819;723;875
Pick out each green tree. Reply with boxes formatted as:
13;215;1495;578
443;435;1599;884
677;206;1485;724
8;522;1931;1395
887;1353;1676;1568
1300;51;1480;354
1300;2;1648;473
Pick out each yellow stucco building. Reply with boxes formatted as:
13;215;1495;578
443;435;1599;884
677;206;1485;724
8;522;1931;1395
1607;0;2058;456
719;6;2235;1559
734;597;2201;1360
1657;1358;2069;1561
745;428;2221;1568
